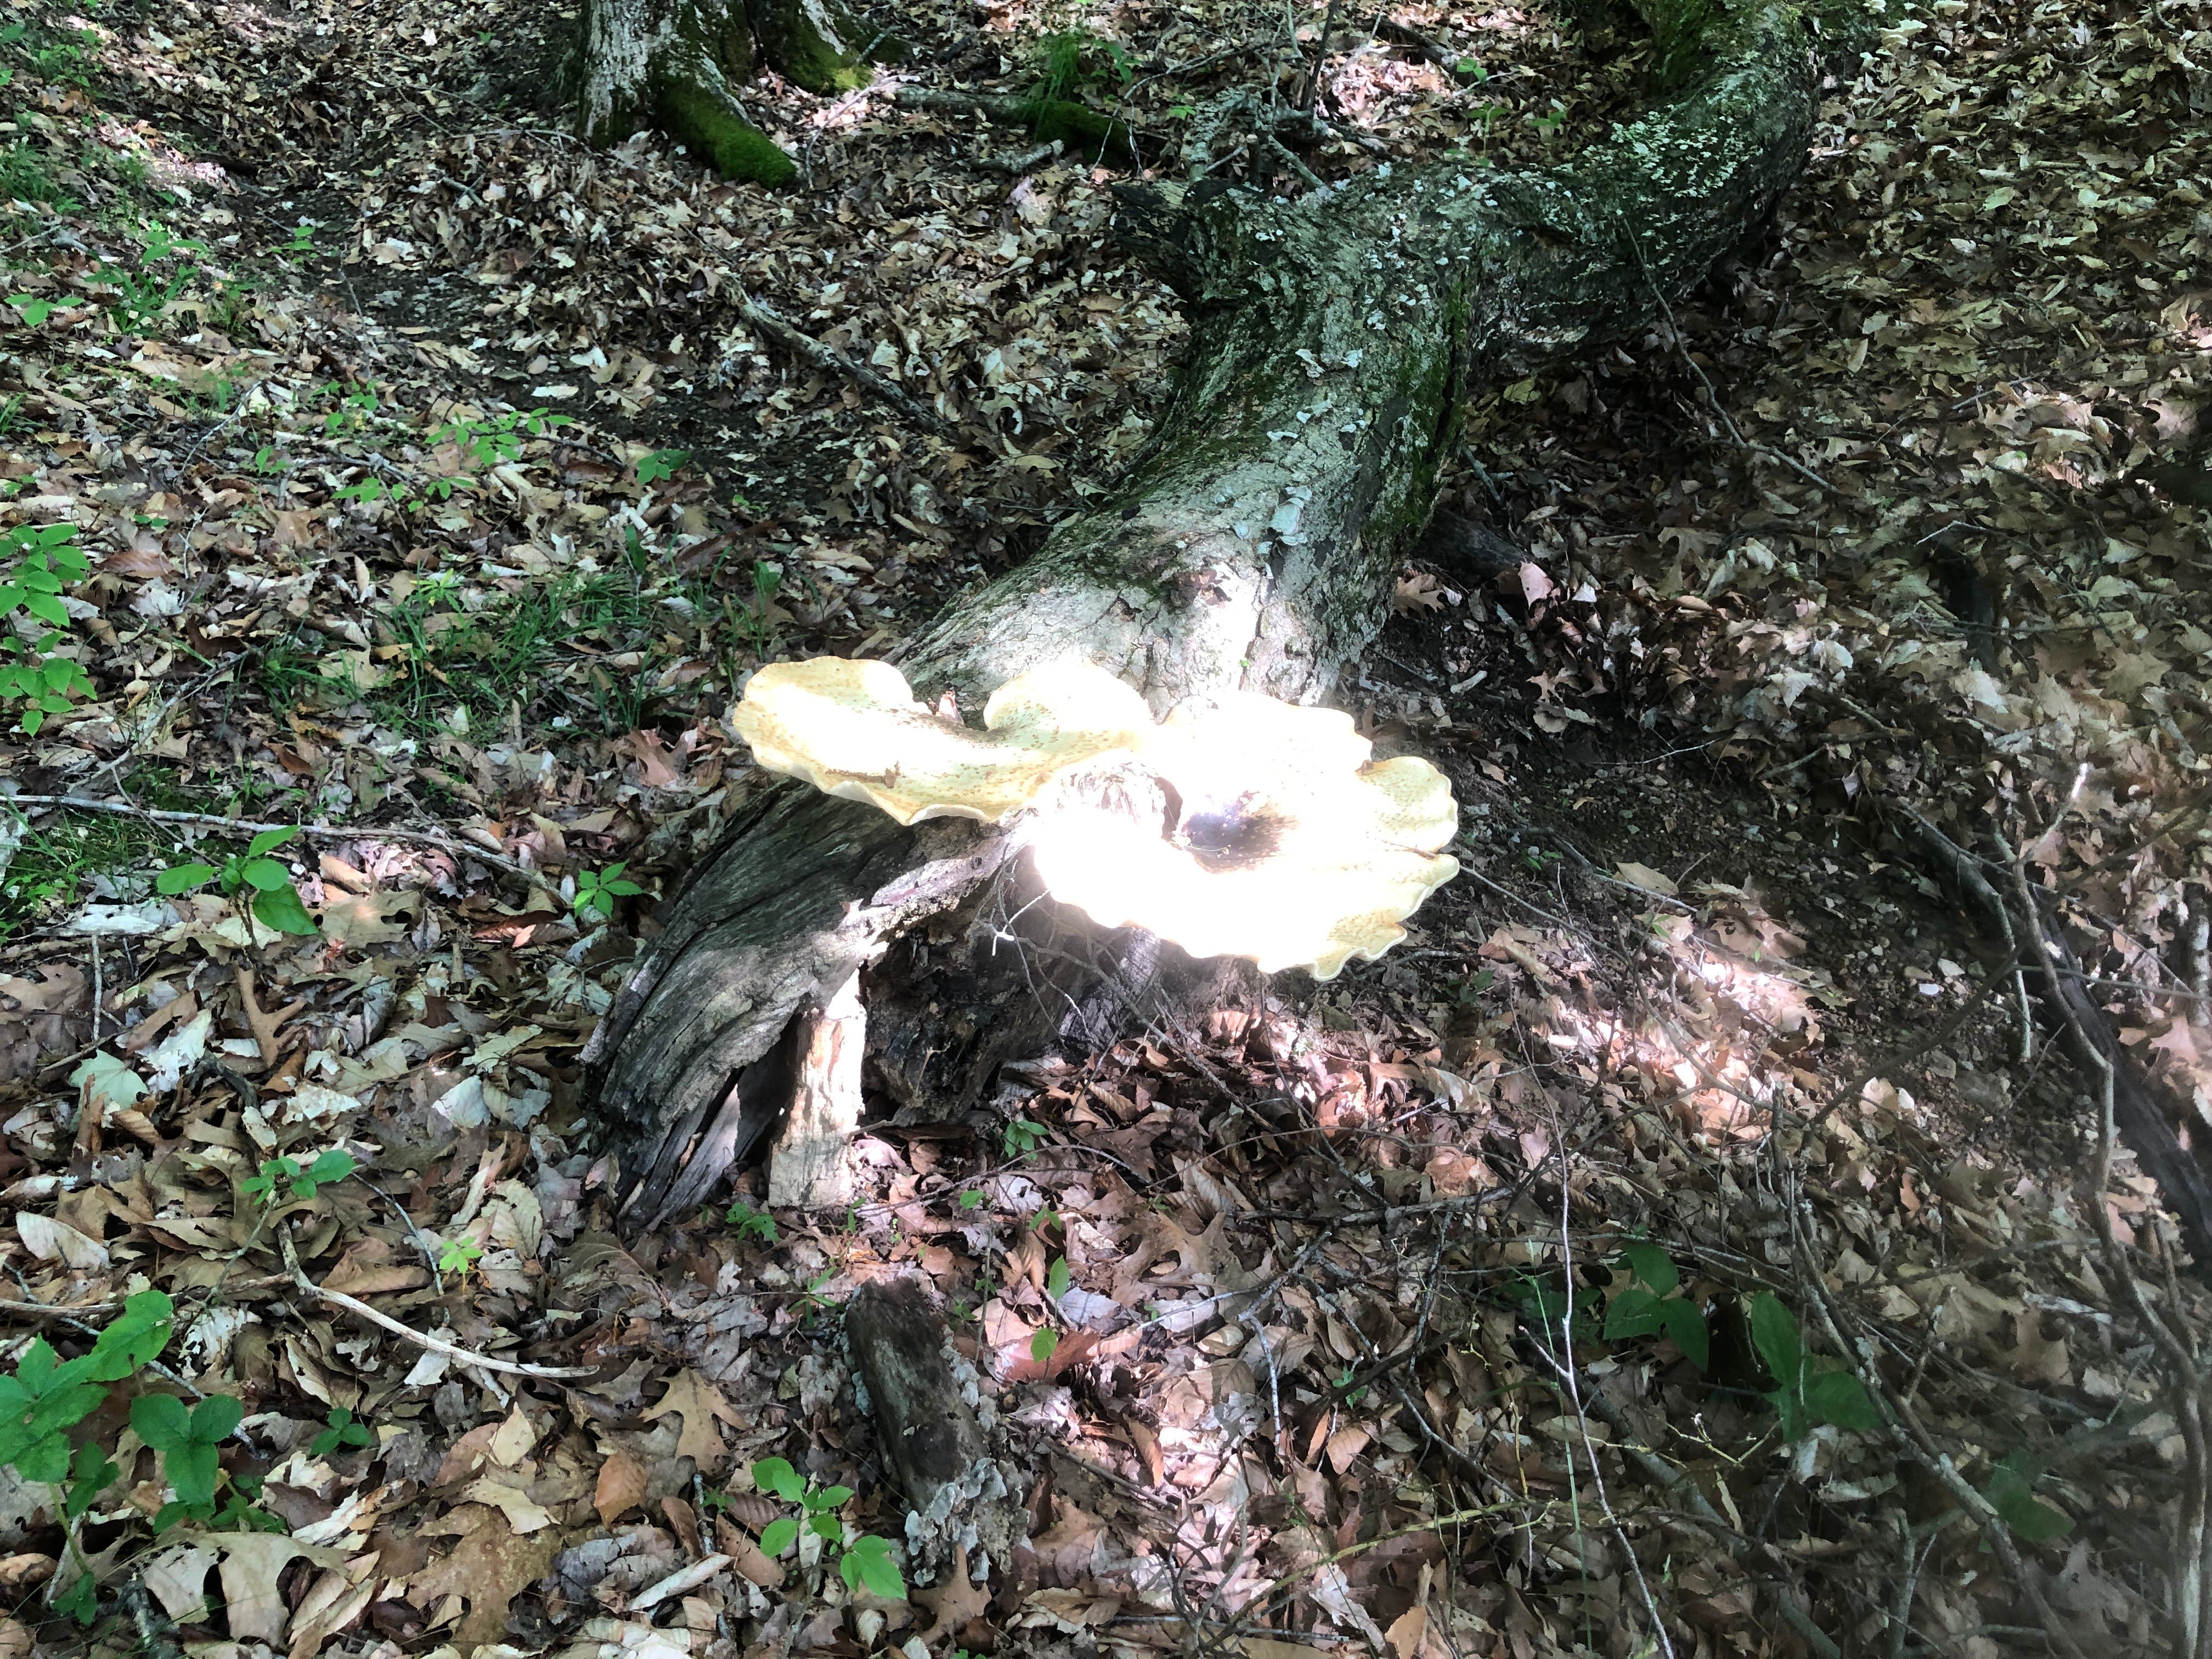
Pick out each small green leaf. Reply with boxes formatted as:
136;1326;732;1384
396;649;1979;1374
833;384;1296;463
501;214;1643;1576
1030;1328;1059;1366
7;296;59;326
190;1393;244;1446
1986;1452;2073;1541
241;856;292;891
1602;1287;1660;1343
813;1483;854;1510
752;1456;804;1503
131;1392;191;1452
1619;1240;1678;1295
251;882;318;934
246;826;298;856
52;1571;98;1625
14;1430;70;1483
1047;1257;1071;1300
759;1516;799;1556
1803;1367;1880;1431
807;1511;842;1540
303;1149;358;1188
1655;1297;1710;1370
1746;1292;1803;1388
840;1534;906;1599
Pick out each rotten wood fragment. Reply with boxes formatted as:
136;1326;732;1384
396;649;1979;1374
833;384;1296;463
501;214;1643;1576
768;973;865;1210
844;1276;1026;1587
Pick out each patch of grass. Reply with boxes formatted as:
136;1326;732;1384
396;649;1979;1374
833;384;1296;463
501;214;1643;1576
0;810;168;942
0;140;76;210
276;569;668;738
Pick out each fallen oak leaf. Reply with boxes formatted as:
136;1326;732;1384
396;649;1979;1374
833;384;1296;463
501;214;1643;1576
406;1504;561;1649
208;1532;351;1645
642;1368;744;1470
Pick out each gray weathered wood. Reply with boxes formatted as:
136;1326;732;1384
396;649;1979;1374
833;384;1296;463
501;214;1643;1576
843;1276;1028;1587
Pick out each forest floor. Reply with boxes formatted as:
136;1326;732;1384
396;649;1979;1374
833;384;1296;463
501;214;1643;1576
2;0;2210;1654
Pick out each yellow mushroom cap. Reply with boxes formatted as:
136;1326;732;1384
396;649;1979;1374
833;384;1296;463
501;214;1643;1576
1031;693;1460;980
732;657;1154;826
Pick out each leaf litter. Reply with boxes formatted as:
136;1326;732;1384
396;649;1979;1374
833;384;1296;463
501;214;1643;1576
2;0;2210;1652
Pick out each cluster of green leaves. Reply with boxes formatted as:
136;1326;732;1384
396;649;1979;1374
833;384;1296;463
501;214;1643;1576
129;1392;243;1528
0;1290;171;1486
725;1199;778;1243
574;862;643;923
635;447;689;484
156;824;319;935
749;1457;906;1599
1603;1239;1709;1368
1035;28;1131;101
1745;1291;1880;1441
1001;1116;1047;1159
0;522;95;732
240;1147;357;1205
311;1406;373;1458
437;1235;485;1279
436;405;573;470
0;18;96;89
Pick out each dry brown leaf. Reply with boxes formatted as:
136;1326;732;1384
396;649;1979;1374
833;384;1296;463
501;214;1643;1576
407;1504;562;1648
594;1449;650;1525
212;1532;349;1645
917;1543;992;1636
715;1514;786;1590
642;1369;744;1470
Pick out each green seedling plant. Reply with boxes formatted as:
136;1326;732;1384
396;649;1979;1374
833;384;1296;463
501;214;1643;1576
436;405;572;470
725;1199;778;1243
1002;1116;1047;1159
130;1392;244;1528
1602;1239;1709;1368
240;1148;357;1205
438;1236;486;1279
0;1290;172;1483
750;1457;907;1598
957;1189;986;1211
573;862;643;923
740;558;783;656
156;825;319;935
1747;1290;1880;1443
636;447;689;484
0;522;95;732
310;1407;373;1458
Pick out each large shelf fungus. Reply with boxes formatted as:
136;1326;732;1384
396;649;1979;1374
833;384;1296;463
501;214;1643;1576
732;659;1460;979
731;657;1154;826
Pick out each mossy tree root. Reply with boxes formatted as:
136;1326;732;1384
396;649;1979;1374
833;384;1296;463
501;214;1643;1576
653;37;799;187
577;0;891;184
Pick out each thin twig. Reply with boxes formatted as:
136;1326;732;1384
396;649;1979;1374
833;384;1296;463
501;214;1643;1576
735;291;951;435
280;1228;599;1379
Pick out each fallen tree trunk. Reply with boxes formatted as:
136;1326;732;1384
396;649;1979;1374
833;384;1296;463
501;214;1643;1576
583;0;1845;1226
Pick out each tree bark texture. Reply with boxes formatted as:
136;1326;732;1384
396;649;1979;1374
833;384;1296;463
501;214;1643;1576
575;0;878;185
582;0;1841;1226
